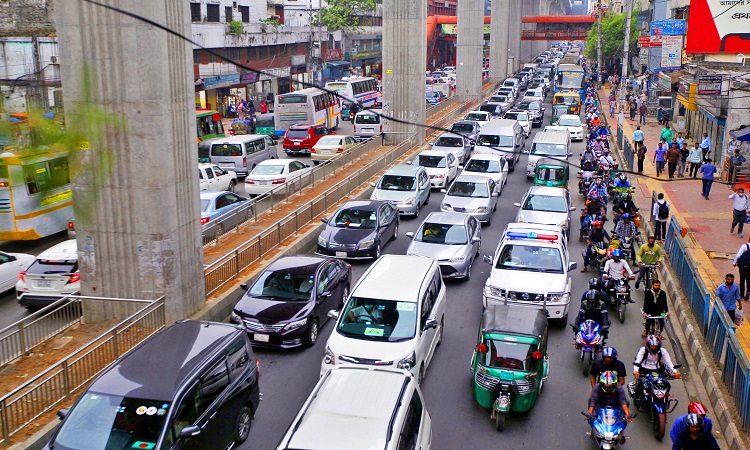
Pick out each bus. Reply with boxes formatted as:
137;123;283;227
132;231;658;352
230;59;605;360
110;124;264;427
325;76;379;109
196;109;225;143
555;64;586;99
0;148;72;240
274;87;341;133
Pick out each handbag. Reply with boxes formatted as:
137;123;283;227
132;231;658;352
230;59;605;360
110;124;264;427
735;307;744;326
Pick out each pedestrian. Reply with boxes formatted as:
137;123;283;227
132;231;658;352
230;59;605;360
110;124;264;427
259;100;268;114
666;144;681;179
688;142;702;178
678;143;689;177
652;193;669;240
638;102;647;124
629;100;637;121
729;187;750;237
660;123;674;143
715;273;742;322
637;143;648;173
633;126;644;149
610;100;616;118
733;238;750;299
676;132;685;149
653;142;666;176
237;101;245;120
700;158;717;199
700;132;711;162
657;107;664;125
731;148;746;182
247;100;256;117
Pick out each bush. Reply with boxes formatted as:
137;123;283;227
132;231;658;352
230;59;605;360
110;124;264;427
229;20;244;35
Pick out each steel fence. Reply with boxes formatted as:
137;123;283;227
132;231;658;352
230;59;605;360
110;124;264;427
724;335;750;430
0;296;165;443
621;134;635;170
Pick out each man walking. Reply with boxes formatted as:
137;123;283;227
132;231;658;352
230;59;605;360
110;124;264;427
638;102;647;124
700;158;718;199
700;132;711;162
633;126;644;150
660;123;674;143
715;274;742;322
731;148;746;182
666;143;681;179
653;142;666;177
637;143;647;174
733;239;750;300
729;187;750;237
688;142;702;178
652;193;669;240
678;143;689;177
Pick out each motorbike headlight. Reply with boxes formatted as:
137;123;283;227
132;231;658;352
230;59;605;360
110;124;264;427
617;285;628;293
449;254;468;263
397;351;417;370
441;203;453;211
404;197;416;206
603;431;615;440
283;318;309;331
653;388;667;399
317;235;327;246
323;345;336;365
230;312;241;323
359;239;375;249
476;206;488;213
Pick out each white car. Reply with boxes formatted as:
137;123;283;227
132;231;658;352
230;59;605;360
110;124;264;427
0;251;34;294
411;150;459;189
463;110;491;129
431;132;473;164
460;154;508;194
503;110;531;137
558;114;584;141
443;65;456;74
522;88;545;102
244;159;312;196
198;163;238;192
16;240;80;309
542;126;572;146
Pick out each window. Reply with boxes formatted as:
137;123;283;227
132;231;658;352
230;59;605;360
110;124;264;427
190;2;201;21
317;264;332;296
378;205;389;224
201;359;230;406
205;168;214;179
239;5;250;22
171;384;208;441
23;157;70;196
225;6;232;22
206;4;220;22
227;339;250;381
396;394;423;450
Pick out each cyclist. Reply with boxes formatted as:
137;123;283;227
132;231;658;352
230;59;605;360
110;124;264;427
642;279;669;339
635;236;664;290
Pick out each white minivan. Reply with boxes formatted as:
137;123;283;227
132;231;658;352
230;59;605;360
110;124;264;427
321;255;446;381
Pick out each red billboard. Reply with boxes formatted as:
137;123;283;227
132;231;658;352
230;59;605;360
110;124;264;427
686;0;750;53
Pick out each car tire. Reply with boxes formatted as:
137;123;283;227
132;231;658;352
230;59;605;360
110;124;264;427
464;261;472;281
306;319;319;347
391;221;399;241
228;180;237;192
234;406;252;445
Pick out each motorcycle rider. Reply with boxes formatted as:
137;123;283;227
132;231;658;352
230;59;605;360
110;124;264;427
581;146;597;165
588;371;633;425
614;214;640;247
580;160;596;194
573;290;610;339
582;220;610;272
672;414;721;450
590;346;627;388
601;249;636;302
587;176;610;206
635;236;664;290
670;402;714;444
613;192;639;225
642;279;669;339
581;191;606;232
590;136;604;153
613;173;631;189
631;335;680;402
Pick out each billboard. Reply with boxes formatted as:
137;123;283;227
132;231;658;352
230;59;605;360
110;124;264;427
661;36;683;70
650;20;687;36
686;0;750;53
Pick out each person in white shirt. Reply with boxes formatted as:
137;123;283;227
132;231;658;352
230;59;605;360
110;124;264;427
733;239;750;299
652;193;669;241
729;187;750;238
602;250;635;302
631;335;680;401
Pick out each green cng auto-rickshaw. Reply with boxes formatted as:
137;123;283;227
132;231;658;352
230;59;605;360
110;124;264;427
534;157;569;188
255;113;277;138
551;105;568;125
471;304;549;431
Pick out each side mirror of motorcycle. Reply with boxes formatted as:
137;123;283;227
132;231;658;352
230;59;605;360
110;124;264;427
673;364;682;370
477;343;488;354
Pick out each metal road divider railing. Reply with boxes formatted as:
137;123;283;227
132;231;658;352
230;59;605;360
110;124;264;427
0;296;166;443
0;298;83;369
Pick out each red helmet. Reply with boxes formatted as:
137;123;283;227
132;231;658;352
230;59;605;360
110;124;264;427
593;220;604;228
688;402;707;415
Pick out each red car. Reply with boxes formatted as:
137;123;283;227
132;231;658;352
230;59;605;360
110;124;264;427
283;123;335;156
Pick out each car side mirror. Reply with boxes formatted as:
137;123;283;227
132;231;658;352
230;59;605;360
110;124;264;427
569;206;577;211
180;425;202;438
321;217;329;223
327;309;340;320
568;261;578;271
483;255;493;264
568;153;574;157
57;409;68;420
513;202;521;207
240;283;249;291
425;318;438;330
471;237;481;244
369;182;376;187
405;231;415;239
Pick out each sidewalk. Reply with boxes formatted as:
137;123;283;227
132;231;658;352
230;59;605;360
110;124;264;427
600;88;750;351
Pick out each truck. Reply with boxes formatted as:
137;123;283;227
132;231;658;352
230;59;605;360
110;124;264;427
198;163;238;192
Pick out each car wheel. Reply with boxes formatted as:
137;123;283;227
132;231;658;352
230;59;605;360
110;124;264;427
234;406;252;444
391;221;399;241
228;180;237;192
306;319;319;347
464;261;472;281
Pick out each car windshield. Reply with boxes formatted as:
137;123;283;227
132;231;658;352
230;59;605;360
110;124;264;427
286;130;309;139
355;114;379;124
417;155;447;168
527;102;542;110
316;136;342;146
450;123;474;134
52;393;169;450
252;164;285;175
465;158;501;173
426;92;440;99
476;135;514;147
200;199;211;212
558;117;582;127
479;105;498;113
531;143;568;156
378;175;415;191
447;181;489;198
478;339;539;371
464;113;487;121
495;244;563;273
249;269;315;300
337;297;417;342
503;81;517;87
435;136;464;147
211;144;242;157
331;207;377;229
523;194;568;212
489;96;507;103
416;222;468;244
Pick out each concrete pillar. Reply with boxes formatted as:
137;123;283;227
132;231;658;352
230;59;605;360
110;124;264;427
456;0;484;103
508;4;522;73
55;0;205;322
383;0;427;144
489;0;510;82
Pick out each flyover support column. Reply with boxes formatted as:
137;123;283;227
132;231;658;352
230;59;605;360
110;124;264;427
508;4;522;73
489;0;511;82
383;0;427;144
55;0;205;322
456;0;484;103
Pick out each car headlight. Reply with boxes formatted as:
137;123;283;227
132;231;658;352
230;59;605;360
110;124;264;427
359;239;375;249
434;173;445;179
283;317;309;331
476;207;488;213
404;197;416;206
483;285;502;297
449;254;468;262
397;351;417;370
323;345;336;365
230;312;241;323
547;293;566;303
441;203;453;211
318;235;327;246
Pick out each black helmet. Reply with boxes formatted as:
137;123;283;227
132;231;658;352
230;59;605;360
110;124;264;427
589;277;601;290
584;290;599;309
646;335;662;354
685;413;705;428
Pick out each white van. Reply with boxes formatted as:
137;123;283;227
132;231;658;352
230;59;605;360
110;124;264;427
277;367;432;450
209;134;278;177
526;131;572;179
321;255;446;380
472;118;525;172
353;109;383;140
16;239;79;309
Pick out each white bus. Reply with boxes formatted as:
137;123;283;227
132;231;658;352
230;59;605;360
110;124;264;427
274;88;341;133
325;77;379;108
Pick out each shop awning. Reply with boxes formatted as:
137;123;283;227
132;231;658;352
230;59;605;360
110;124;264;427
326;60;350;67
730;126;750;141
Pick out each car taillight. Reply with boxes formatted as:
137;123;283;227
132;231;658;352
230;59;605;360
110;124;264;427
242;157;247;168
200;217;210;225
67;221;74;230
336;147;344;153
19;272;25;282
245;179;255;184
379;124;383;133
311;148;317;153
272;178;286;184
0;181;8;188
353;125;357;132
67;273;81;284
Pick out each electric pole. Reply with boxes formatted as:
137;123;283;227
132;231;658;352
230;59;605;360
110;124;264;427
620;0;633;99
596;0;603;88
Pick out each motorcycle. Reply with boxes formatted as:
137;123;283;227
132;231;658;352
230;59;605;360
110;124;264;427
628;367;682;441
602;276;631;323
572;319;604;377
579;213;603;243
618;236;639;265
582;407;636;449
579;171;594;196
582;240;607;271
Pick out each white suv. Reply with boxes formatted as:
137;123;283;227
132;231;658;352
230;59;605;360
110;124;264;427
16;240;80;309
482;223;575;325
321;255;446;380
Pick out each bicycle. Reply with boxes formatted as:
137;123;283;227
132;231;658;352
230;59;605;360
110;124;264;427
639;264;659;292
641;309;668;339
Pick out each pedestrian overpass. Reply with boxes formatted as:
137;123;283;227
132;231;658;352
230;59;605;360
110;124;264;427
521;15;595;41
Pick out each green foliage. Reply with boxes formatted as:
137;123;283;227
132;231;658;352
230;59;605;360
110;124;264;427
259;17;280;33
317;0;377;34
229;20;244;35
585;11;639;62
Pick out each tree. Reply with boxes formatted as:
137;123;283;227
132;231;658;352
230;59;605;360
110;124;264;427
585;11;639;63
317;0;377;34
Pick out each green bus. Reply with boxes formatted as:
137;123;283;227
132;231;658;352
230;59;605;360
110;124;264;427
196;109;225;143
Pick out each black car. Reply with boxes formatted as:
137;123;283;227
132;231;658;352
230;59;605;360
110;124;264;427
232;255;351;348
518;99;545;126
316;200;399;259
448;121;481;146
478;103;504;118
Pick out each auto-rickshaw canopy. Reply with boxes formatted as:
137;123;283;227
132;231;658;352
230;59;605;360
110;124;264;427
482;304;548;339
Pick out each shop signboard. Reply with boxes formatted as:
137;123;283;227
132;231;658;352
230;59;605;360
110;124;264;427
657;72;672;91
203;73;240;89
650;35;663;47
650;20;687;36
639;48;649;65
697;74;723;95
638;36;651;47
661;36;683;70
686;0;750;53
258;67;290;82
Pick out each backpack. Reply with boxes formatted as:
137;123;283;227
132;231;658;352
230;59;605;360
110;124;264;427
657;201;669;220
738;244;750;268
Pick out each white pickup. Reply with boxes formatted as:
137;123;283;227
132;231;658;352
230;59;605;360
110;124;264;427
198;163;238;192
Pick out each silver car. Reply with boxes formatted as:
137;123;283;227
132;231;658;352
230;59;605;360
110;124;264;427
513;185;575;235
370;164;431;216
440;175;498;225
432;132;473;164
405;212;482;280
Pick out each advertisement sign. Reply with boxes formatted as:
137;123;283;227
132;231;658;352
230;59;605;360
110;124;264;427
650;20;687;36
661;36;683;69
638;36;652;47
697;74;723;95
639;48;650;65
203;73;240;89
258;67;290;82
323;49;342;60
686;0;750;53
650;35;663;47
657;72;672;90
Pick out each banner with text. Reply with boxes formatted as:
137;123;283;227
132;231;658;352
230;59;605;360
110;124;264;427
686;0;750;53
661;36;683;70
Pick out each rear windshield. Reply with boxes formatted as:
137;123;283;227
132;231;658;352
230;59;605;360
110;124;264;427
450;123;474;134
316;136;342;146
286;130;309;139
27;260;77;275
416;223;468;245
337;297;417;342
447;181;489;198
531;143;568;157
476;135;514;148
489;96;507;103
417;155;446;168
211;144;242;157
355;114;380;125
278;95;307;105
435;136;464;147
251;165;285;175
465;158;501;173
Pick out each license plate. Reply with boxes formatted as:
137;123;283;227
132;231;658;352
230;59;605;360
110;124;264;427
335;251;348;257
253;333;269;342
36;280;52;288
257;180;270;185
218;162;233;167
293;140;302;144
363;128;373;132
322;149;333;154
